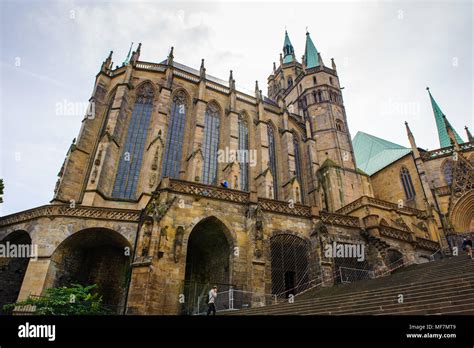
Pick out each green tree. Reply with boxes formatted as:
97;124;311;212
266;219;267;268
3;284;111;315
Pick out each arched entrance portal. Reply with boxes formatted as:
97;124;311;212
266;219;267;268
270;234;311;298
45;228;131;311
183;217;232;314
385;249;404;272
0;230;31;313
450;192;474;234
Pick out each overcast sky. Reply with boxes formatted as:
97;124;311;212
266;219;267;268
0;0;472;215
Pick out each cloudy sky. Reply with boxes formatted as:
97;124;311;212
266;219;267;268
0;0;472;215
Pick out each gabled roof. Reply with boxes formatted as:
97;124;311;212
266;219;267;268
353;131;411;175
427;88;463;147
304;32;319;69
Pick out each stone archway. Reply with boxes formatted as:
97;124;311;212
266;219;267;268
0;230;31;313
270;233;311;298
450;192;474;234
182;216;233;314
44;228;131;310
384;249;404;272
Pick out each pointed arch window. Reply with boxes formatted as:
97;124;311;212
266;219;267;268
202;103;221;185
293;136;304;201
288;77;293;88
238;115;249;191
267;124;278;199
442;160;453;186
112;83;154;199
162;91;188;179
335;119;345;132
400;167;416;200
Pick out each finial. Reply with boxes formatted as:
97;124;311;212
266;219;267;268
426;86;430;91
167;46;174;66
273;62;276;72
108;50;113;59
331;58;336;70
200;59;206;79
465;126;474;142
229;69;233;81
137;43;142;54
317;52;324;66
255;80;259;92
306;26;309;34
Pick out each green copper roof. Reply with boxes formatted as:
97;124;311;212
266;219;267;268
353;132;411;176
282;31;295;64
304;31;319;68
427;89;463;147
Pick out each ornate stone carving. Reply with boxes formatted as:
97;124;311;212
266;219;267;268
173;226;184;263
140;219;153;257
136;82;154;104
0;204;141;227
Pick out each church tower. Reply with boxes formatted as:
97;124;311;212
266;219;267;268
268;30;370;211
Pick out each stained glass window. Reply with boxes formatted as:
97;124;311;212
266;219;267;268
443;160;453;186
238;115;249;191
202;103;220;185
293;136;304;201
267;124;278;199
162;91;187;179
400;167;415;200
112;83;154;199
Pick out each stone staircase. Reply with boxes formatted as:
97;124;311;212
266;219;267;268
225;256;474;315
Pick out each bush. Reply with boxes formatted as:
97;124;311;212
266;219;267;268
3;284;110;315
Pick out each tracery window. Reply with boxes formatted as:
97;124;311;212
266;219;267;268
112;83;154;199
293;136;304;201
238;115;249;191
162;91;188;179
443;160;453;186
268;124;278;199
400;167;416;200
202;103;221;185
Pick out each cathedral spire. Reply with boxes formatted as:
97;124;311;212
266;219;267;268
122;42;134;66
426;87;463;148
304;31;320;69
465;126;473;142
282;30;295;64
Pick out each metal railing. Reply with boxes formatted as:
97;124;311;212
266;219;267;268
339;267;375;284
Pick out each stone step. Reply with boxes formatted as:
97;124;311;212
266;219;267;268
298;262;474;300
240;287;474;316
234;275;474;314
226;256;474;316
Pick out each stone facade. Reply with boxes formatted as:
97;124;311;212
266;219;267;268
1;34;471;315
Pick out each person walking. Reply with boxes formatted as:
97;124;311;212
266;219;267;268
461;236;473;259
207;285;218;316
